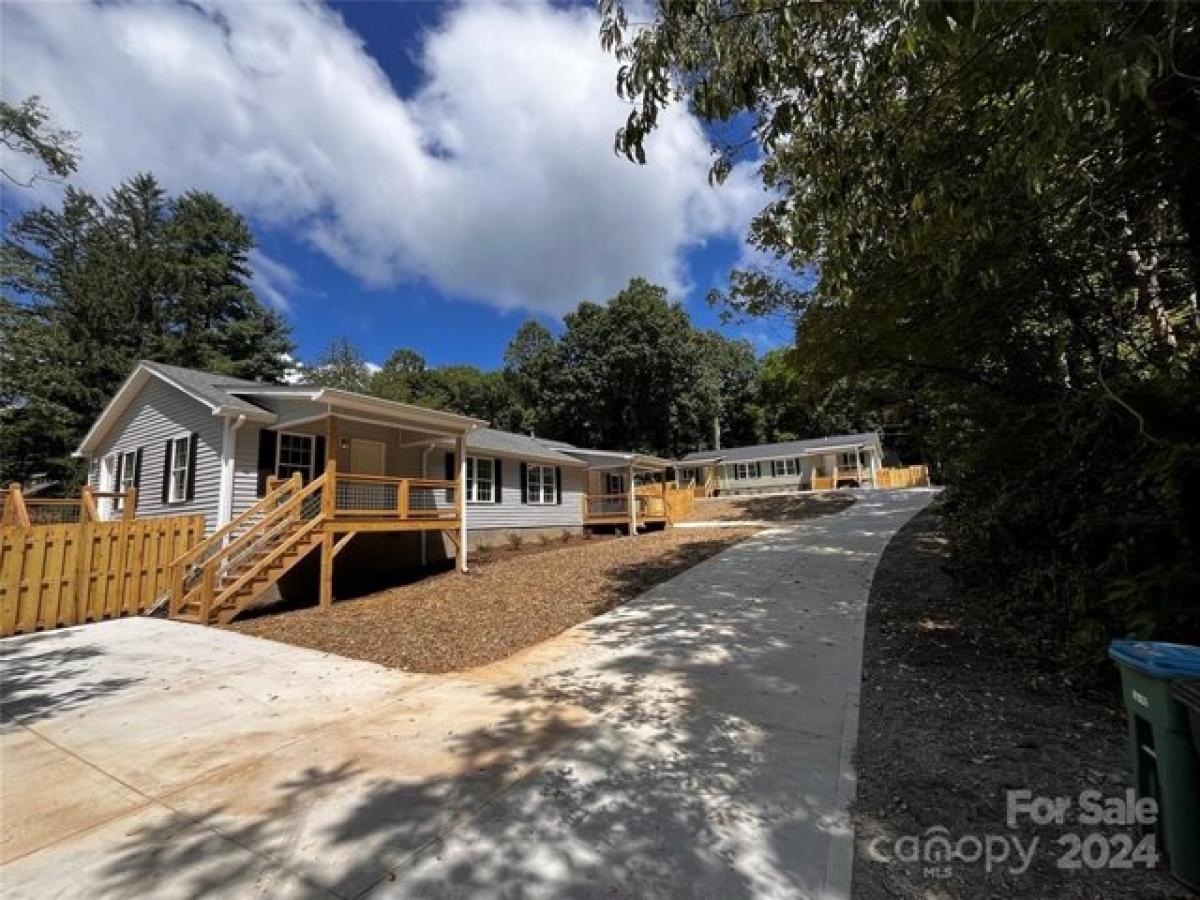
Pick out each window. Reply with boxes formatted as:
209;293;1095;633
117;449;138;511
466;456;494;503
527;464;556;504
168;436;191;503
603;471;625;496
837;451;861;469
771;458;799;477
734;462;760;480
277;433;315;482
119;450;138;491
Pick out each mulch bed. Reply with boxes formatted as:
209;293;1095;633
226;527;758;673
683;491;855;522
853;503;1189;898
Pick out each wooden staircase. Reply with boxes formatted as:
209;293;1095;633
166;472;328;625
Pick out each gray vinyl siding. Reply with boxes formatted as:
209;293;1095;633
87;376;223;528
464;455;585;530
718;457;823;493
231;423;263;519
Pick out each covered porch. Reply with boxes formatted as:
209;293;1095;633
169;389;485;625
569;449;676;533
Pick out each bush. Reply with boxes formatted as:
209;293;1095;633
941;377;1200;676
561;529;573;543
506;532;524;550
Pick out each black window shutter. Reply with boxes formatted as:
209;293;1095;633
114;454;123;494
314;436;327;477
256;430;277;496
444;451;455;501
161;441;172;504
494;459;502;503
555;467;563;504
519;462;528;503
134;447;143;490
185;433;199;501
732;465;740;481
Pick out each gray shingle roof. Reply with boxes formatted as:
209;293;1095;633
680;433;880;464
141;361;275;416
466;428;584;466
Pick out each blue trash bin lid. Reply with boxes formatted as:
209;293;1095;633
1108;640;1200;679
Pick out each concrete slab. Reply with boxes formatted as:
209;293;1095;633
0;489;934;899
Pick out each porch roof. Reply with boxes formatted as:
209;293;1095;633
556;446;674;471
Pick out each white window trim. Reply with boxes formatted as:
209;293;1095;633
734;462;759;480
465;455;495;504
527;464;556;505
167;435;191;504
275;431;316;481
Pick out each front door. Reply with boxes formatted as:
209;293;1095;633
349;439;386;475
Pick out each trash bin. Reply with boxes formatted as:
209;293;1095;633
1108;640;1200;892
1174;678;1200;768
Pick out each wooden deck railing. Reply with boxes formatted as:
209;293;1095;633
331;473;457;520
2;484;136;527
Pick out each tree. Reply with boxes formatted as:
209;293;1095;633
371;348;430;403
1;173;293;486
304;337;373;393
1;96;77;188
503;320;561;435
602;1;1200;662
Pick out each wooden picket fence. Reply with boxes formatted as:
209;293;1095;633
874;465;931;489
0;515;204;638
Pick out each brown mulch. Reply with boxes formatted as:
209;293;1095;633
226;527;758;673
853;503;1188;899
681;490;855;522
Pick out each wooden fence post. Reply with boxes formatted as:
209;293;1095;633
122;487;137;520
4;484;29;527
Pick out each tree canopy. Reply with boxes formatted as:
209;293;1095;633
1;172;293;486
603;0;1200;662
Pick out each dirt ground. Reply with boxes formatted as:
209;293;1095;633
853;504;1189;898
227;526;757;672
682;490;855;522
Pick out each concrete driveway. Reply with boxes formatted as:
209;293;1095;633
0;488;933;899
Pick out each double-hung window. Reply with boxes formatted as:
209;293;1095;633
527;464;556;504
118;449;138;511
466;457;494;503
167;436;191;503
837;451;860;469
734;462;759;480
277;433;315;482
772;458;799;477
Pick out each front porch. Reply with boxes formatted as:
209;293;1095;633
577;451;682;532
171;393;484;626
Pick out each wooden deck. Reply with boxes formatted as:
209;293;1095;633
167;459;465;626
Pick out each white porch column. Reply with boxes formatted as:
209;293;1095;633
627;463;637;536
456;433;468;572
215;414;245;529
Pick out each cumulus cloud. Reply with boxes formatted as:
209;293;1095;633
3;0;764;315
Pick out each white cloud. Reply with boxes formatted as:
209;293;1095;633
2;0;764;315
248;249;299;312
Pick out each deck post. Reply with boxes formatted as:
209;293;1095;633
456;433;468;572
627;463;637;536
319;531;334;609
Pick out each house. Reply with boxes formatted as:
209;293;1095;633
444;427;588;548
74;362;589;623
677;433;884;497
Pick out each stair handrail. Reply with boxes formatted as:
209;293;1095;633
201;473;326;576
185;472;328;620
169;472;302;576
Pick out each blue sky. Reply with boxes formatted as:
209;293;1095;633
3;0;790;370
